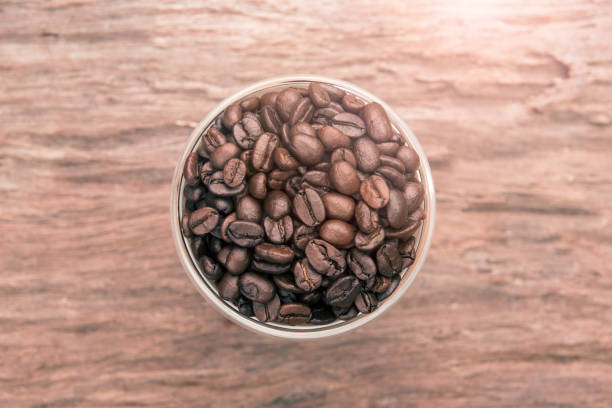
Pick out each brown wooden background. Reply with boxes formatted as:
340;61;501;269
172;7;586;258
2;1;611;407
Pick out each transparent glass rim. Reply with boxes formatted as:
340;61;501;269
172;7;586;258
170;75;436;339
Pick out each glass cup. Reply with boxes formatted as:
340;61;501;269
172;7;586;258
170;75;436;339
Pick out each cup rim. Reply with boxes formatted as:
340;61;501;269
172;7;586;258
170;75;436;339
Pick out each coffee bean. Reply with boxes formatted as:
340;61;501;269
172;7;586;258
183;152;200;186
330;147;357;168
354;201;379;233
236;296;254;317
376;242;402;277
217;273;240;301
291;122;317;139
184;185;204;203
325;276;360;307
310;306;335;324
322;193;355;221
376;166;406;189
319;220;356;247
236;196;262;223
238;272;275;303
293;188;326;226
386;189;409;229
260;92;278;107
233;117;261;151
354;137;380;173
217;245;250;275
399;237;416;268
386;207;424;240
302;171;331;190
331;112;366;138
264;190;291;219
222;104;242;130
347;248;377;281
248;172;267;200
362;102;392;142
305;239;346;277
219;212;237;242
223;158;246;187
289;97;314;125
308;82;331;108
267;169;296;190
239;150;256;177
317;125;351;150
293;224;318;250
253;294;281;322
205;236;223;256
275;88;301;122
181;212;192;238
299;290;323;306
204;171;246;197
370;275;391;294
198;255;224;281
354;227;386;252
293;258;323;291
264;215;294;244
318;83;345;102
254;243;295;264
355;290;378;313
329;160;360;196
227;220;264;247
377;142;400;156
377;275;400;301
273;274;306;294
278;303;312;325
291;134;324;166
189;206;219;235
273;147;300;171
334;305;358;320
251;132;279;173
261;105;282;134
403;181;424;213
251;258;292;275
341;93;365;113
360;175;390;209
240;96;260;112
396;145;420;173
379;155;406;173
201;128;227;153
210;143;241;169
284;176;302;198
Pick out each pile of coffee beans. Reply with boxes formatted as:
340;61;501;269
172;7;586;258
181;82;424;325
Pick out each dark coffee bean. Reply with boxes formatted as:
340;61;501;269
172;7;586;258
251;258;292;275
184;185;204;202
291;134;324;166
399;237;416;268
305;239;346;277
289;97;314;125
205;236;223;256
310;306;336;324
210;143;241;169
354;201;379;233
329;160;360;196
238;272;275;303
248;172;267;200
264;190;291;219
223;158;246;187
251;132;279;173
330;147;357;168
188;206;219;235
396;145;420;173
236;196;262;223
255;243;295;264
318;83;345;102
293;258;323;291
312;162;331;172
301;181;329;197
293;224;318;250
242;111;264;138
290;122;317;139
360;175;390;209
377;275;400;301
232;123;253;150
341;93;365;113
379;155;406;173
403;181;424;213
322;193;355;222
386;208;424;240
205;193;234;215
317;125;351;150
284;176;302;198
376;166;406;189
199;161;215;183
293;188;326;226
260;91;278;107
273;147;299;171
278;303;312;325
205;171;246;197
315;106;342;122
273;274;305;294
237;296;254;317
354;137;380;173
370;275;391;293
302;171;330;189
191;236;205;257
355;290;378;313
267;169;296;190
217;245;250;275
264;215;294;244
201;128;227;153
183;152;200;186
219;212;237;242
308;82;331;108
386;189;409;229
362;102;392;142
347;248;377;280
217;273;240;301
227;220;264;247
198;255;224;281
325;276;360;307
181;213;192;238
319;220;356;247
376;242;402;277
253;294;281;322
333;305;359;320
240;96;260;112
354;227;385;252
261;105;282;134
377;142;400;156
331;112;366;138
276;88;301;122
299;290;323;305
279;290;298;304
222;104;242;129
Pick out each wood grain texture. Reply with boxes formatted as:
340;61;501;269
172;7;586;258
1;1;611;407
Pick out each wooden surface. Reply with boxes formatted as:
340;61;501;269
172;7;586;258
2;1;611;407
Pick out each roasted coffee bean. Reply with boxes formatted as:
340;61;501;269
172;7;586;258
205;171;246;196
237;296;254;317
261;105;282;134
278;303;312;325
227;220;264;247
331;112;366;138
205;236;223;256
274;88;301;121
236;196;262;223
329;160;360;196
302;171;330;189
355;290;377;313
330;147;357;168
253;294;281;322
354;201;379;233
251;258;292;275
201;128;227;153
273;274;305;294
341;93;365;113
317;83;345;102
301;181;329;197
217;273;240;301
189;206;219;235
386;189;409;229
260;91;278;107
299;290;323;305
386;207;424;240
319;220;356;247
360;175;390;209
376;242;402;277
308;82;331;108
362;102;392;142
181;213;192;238
293;224;318;250
267;169;296;190
334;305;359;320
376;166;406;189
325;276;360;307
217;245;250;275
232;123;255;151
399;237;416;268
354;137;380;173
264;190;291;219
403;181;424;213
248;172;267;200
377;142;400;156
293;188;326;226
210;143;241;169
184;185;204;202
293;258;323;291
238;272;275;303
240;96;260;112
305;239;346;277
223;158;247;187
289;97;314;125
203;193;233;215
291;134;324;166
273;147;299;171
284;176;302;198
198;255;224;281
183;152;200;186
199;161;215;183
242;111;264;138
251;132;279;173
322;193;355;221
254;243;295;264
347;248;377;280
219;212;237;242
291;122;317;139
310;306;335;324
222;104;242;129
317;125;350;150
370;275;391;294
377;275;400;301
278;289;297;304
354;227;385;252
379;155;406;173
396;145;420;173
264;215;294;244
